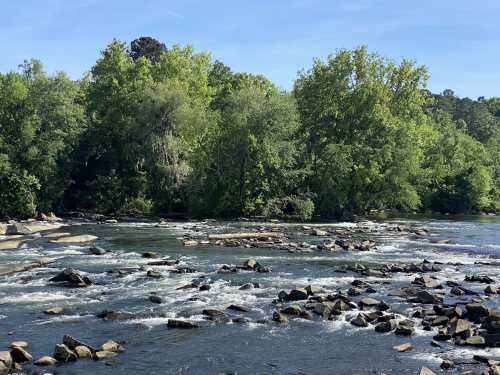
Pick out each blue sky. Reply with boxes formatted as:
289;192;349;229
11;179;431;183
2;0;499;98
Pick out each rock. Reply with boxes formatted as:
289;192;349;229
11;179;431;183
9;341;28;349
34;356;57;366
0;352;13;369
199;284;211;291
202;309;225;318
10;346;32;363
440;360;454;370
53;344;77;362
167;319;200;329
449;319;472;338
50;234;98;243
313;302;334;318
90;246;106;255
149;295;163;304
419;367;436;375
239;283;255;290
101;340;124;353
0;362;7;374
243;259;258;269
375;320;397;333
305;285;322;295
288;288;309;301
393;343;413;352
49;268;91;287
147;270;162;278
351;314;368;327
413;275;441;289
464;336;486;346
395;321;414;336
359;297;381;307
142;252;158;258
0;239;24;250
347;287;362;296
482;310;500;333
182;239;199;247
466;303;490;322
300;310;314;320
272;311;289;324
281;305;302;315
310;228;327;236
227;304;249;312
485;285;498;294
45;306;68;315
415;290;442;304
62;335;98;353
94;351;118;360
465;275;495;284
74;346;92;359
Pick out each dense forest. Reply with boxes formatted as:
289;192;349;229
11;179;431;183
0;37;499;220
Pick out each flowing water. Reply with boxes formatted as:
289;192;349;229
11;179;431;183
0;216;499;374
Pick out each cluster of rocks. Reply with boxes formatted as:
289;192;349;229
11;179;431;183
0;336;124;373
217;259;271;274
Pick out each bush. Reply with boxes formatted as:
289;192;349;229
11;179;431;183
120;196;153;215
0;170;40;218
263;195;315;221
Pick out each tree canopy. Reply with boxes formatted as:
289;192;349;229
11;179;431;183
0;39;498;219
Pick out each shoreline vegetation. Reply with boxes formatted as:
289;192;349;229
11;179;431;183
0;36;499;222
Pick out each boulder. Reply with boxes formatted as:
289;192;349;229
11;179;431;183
0;352;12;369
393;343;413;352
182;239;198;247
272;311;289;324
89;246;106;255
413;276;441;289
49;268;91;287
359;297;381;307
44;306;68;315
227;304;249;312
305;285;322;296
34;356;57;366
485;285;498;294
147;270;162;278
440;360;454;370
142;252;158;258
149;295;163;304
62;335;98;353
74;346;92;359
53;344;77;362
313;302;334;318
415;290;442;304
449;319;471;338
310;228;327;236
350;314;368;327
281;305;302;315
167;319;199;329
288;288;308;301
375;320;397;333
202;309;225;318
243;259;258;270
395;321;415;336
10;347;32;363
464;336;485;346
101;340;124;353
466;303;490;322
9;341;28;349
419;367;436;375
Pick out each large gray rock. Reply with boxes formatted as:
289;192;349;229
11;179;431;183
49;268;92;287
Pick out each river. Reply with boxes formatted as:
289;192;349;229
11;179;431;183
0;216;499;374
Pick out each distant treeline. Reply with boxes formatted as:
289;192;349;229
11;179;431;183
0;37;499;220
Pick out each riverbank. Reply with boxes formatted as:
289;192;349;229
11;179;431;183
0;217;499;374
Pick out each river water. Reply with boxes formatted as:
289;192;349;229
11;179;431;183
0;216;499;374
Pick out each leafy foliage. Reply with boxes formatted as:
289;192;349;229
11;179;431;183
0;39;498;218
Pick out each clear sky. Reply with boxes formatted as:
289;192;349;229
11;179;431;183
2;0;499;98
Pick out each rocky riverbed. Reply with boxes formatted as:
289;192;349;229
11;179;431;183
0;216;499;374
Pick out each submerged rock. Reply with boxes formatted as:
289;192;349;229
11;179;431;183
167;319;200;329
